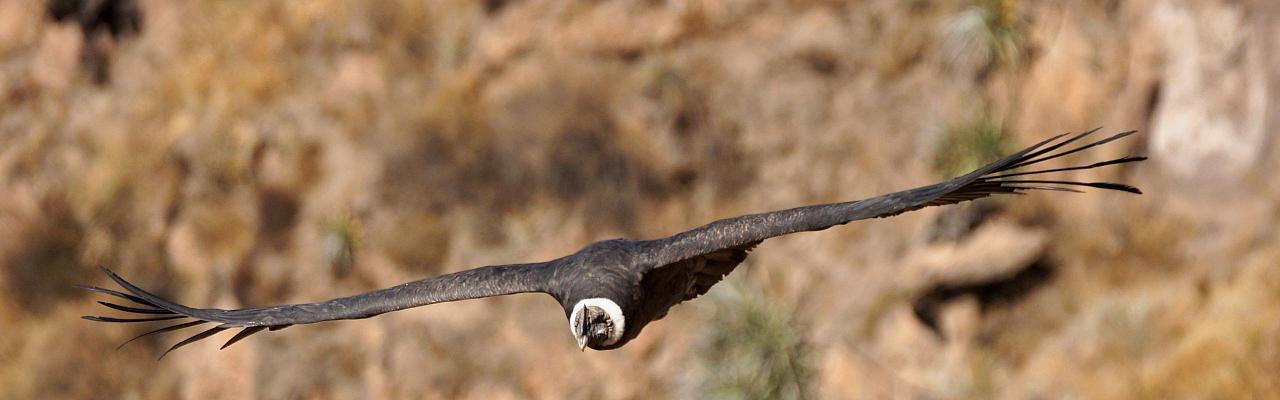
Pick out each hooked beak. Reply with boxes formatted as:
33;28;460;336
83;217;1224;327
576;335;587;352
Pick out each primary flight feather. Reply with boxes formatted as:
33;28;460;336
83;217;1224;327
80;128;1145;356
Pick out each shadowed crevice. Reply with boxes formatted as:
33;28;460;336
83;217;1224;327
912;257;1055;339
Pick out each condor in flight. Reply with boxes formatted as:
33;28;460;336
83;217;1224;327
81;128;1144;357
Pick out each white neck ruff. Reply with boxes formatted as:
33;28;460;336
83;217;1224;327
569;298;626;346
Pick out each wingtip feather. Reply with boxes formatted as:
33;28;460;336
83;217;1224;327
220;326;267;350
82;315;186;323
1088;182;1142;194
159;327;228;360
115;320;209;350
97;301;173;315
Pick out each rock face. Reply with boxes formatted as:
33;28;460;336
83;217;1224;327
1;1;1278;399
1148;1;1270;182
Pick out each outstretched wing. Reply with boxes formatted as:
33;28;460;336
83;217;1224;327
79;262;555;357
647;128;1145;268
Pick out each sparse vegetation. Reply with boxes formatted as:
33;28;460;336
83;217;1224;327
322;213;359;277
932;112;1011;179
0;0;1270;399
945;0;1028;74
693;281;812;400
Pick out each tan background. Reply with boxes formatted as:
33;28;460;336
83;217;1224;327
1;0;1278;399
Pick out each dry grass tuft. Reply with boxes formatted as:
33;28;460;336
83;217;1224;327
693;281;814;400
932;112;1010;179
945;0;1028;75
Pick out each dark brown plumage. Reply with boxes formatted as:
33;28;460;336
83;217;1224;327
80;128;1145;355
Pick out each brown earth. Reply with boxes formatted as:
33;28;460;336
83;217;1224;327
1;0;1278;399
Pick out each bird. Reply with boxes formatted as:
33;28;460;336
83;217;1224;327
80;128;1145;357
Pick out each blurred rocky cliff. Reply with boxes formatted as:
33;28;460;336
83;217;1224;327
1;1;1277;399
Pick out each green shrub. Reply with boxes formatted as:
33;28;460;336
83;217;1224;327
933;114;1011;179
693;281;813;400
